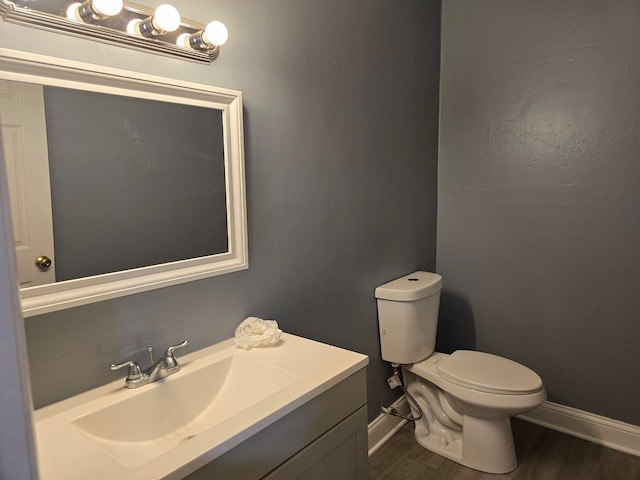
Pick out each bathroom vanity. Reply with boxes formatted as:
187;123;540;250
33;334;369;480
184;364;367;480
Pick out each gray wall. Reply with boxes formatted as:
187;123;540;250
0;0;441;419
438;0;640;425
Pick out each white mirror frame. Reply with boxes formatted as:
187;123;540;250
0;48;247;317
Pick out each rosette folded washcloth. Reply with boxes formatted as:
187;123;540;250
234;317;283;350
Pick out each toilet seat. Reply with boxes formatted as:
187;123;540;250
437;350;543;395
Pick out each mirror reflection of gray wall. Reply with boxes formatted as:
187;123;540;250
43;87;228;282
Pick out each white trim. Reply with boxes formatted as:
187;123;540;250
369;397;640;459
368;396;409;456
518;401;640;457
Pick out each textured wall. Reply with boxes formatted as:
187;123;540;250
438;0;640;424
0;0;441;418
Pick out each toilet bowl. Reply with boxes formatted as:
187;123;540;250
375;272;546;474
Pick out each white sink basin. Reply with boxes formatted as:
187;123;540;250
34;334;368;480
72;355;300;469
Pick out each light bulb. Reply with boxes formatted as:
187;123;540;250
127;19;141;35
66;0;123;21
92;0;123;17
66;2;81;20
176;33;190;48
203;21;228;46
152;4;181;33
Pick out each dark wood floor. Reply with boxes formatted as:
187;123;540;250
370;419;640;480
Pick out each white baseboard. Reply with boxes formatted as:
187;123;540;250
368;396;640;458
367;396;409;456
518;401;640;457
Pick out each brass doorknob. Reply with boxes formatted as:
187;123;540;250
35;255;52;270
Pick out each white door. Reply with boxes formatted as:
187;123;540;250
0;80;55;287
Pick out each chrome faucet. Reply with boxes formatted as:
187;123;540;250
110;340;189;389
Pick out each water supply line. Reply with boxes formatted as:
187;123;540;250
380;364;424;422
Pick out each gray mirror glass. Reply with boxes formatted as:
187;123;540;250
42;85;228;281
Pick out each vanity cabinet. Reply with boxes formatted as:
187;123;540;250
183;368;368;480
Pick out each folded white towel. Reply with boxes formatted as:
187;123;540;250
234;317;283;350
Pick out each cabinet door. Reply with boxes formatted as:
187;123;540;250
183;369;367;480
262;406;368;480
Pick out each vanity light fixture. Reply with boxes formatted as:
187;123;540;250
0;0;228;63
66;0;123;23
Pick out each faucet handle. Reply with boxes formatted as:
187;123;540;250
162;340;188;370
164;340;188;358
110;360;143;380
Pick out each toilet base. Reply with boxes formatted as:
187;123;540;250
413;415;517;474
407;377;518;474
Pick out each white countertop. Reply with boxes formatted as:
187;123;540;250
33;334;368;480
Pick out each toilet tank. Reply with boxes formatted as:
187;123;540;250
375;271;442;364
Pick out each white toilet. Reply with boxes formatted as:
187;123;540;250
376;271;546;474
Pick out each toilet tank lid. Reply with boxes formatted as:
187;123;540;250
375;271;442;301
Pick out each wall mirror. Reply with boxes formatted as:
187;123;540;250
0;48;247;317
